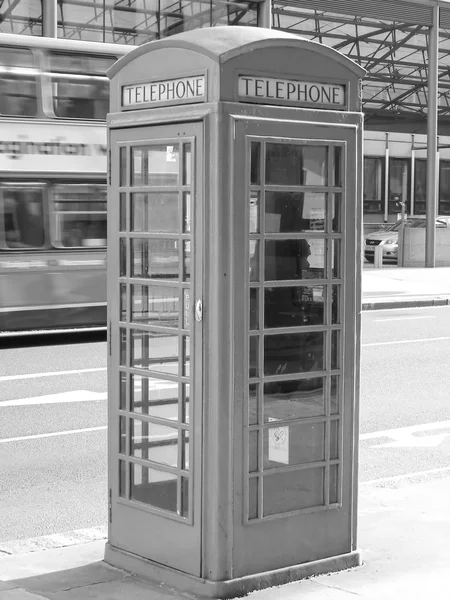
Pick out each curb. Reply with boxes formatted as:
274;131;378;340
362;297;450;311
0;527;107;556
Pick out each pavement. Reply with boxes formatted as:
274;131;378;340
361;264;450;310
1;265;450;600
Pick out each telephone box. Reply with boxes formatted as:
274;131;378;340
106;26;365;598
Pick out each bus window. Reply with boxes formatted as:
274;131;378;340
0;47;38;117
1;186;45;249
52;183;107;248
49;52;116;120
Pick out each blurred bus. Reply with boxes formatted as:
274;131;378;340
0;34;131;333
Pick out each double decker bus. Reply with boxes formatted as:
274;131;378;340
0;34;132;333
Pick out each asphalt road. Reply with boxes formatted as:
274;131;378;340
1;309;450;543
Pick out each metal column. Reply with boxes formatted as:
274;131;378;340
43;0;57;37
259;0;272;28
426;3;439;267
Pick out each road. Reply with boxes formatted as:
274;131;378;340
1;308;450;544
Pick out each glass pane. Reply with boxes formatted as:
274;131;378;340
249;288;259;330
132;145;179;187
182;383;190;424
182;336;190;376
250;190;260;233
131;193;179;232
119;460;126;498
332;285;340;324
265;144;327;186
181;476;189;517
249;383;258;425
330;464;339;504
51;76;109;119
265;239;325;280
130;464;177;512
120;328;126;366
120;193;126;231
249;335;259;378
263;468;324;515
330;376;339;415
131;330;179;375
263;377;325;420
330;419;339;460
120;147;126;187
183;289;190;329
3;187;45;249
249;430;258;472
414;159;427;215
264;332;325;376
264;421;324;468
248;477;258;519
182;430;189;470
333;146;342;187
120;283;127;321
332;239;341;278
264;285;325;328
439;161;450;216
265;191;325;233
389;158;410;214
183;241;191;281
249;240;259;282
120;372;127;411
119;416;126;454
131;374;178;421
52;183;107;247
0;47;38;116
131;419;178;467
183;192;191;233
183;143;192;185
131;284;179;328
331;330;341;370
131;239;179;280
250;142;260;185
120;238;126;277
332;193;342;232
364;157;384;215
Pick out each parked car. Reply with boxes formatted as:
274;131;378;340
364;216;450;263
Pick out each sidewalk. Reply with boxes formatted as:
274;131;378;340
362;265;450;310
1;473;449;599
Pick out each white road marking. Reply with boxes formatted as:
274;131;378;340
374;316;435;322
362;335;450;347
0;367;107;383
361;420;450;448
1;390;107;407
376;433;448;448
0;426;106;444
360;420;450;440
361;465;450;485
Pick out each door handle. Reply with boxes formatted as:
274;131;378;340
195;299;203;322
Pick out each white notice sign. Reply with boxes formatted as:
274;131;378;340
268;418;289;465
122;75;206;108
238;76;345;107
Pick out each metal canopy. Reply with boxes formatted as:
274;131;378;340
271;1;450;125
3;0;450;126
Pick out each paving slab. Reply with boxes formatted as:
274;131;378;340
0;591;50;600
11;562;125;596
